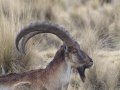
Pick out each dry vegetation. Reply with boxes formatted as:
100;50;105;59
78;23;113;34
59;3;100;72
0;0;120;90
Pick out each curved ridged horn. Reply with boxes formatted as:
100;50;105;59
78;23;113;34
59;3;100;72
20;31;40;54
16;22;76;53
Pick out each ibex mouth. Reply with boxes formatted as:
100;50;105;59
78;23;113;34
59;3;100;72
77;61;93;82
86;61;93;68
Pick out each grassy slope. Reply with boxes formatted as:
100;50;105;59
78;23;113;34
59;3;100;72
0;0;120;90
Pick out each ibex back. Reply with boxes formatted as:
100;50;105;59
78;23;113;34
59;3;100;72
0;22;93;90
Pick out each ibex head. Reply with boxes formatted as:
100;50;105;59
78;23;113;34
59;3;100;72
63;42;93;68
60;42;93;82
16;22;93;82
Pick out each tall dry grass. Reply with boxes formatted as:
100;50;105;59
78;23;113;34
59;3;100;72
0;0;120;90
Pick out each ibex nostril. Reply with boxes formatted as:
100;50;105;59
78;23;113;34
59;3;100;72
85;58;93;68
89;58;93;63
89;59;93;66
90;61;93;65
90;60;93;63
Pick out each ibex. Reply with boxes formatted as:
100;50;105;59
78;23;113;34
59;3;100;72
0;22;93;90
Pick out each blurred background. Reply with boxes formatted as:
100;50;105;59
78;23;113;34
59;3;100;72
0;0;120;90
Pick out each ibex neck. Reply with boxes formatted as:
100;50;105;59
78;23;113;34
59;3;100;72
43;47;72;89
45;57;72;89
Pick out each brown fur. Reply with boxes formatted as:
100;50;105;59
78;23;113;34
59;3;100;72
0;45;67;89
0;43;93;90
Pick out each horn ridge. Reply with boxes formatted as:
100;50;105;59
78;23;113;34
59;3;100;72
16;22;75;54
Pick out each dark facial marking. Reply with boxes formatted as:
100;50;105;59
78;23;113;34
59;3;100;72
77;66;86;82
